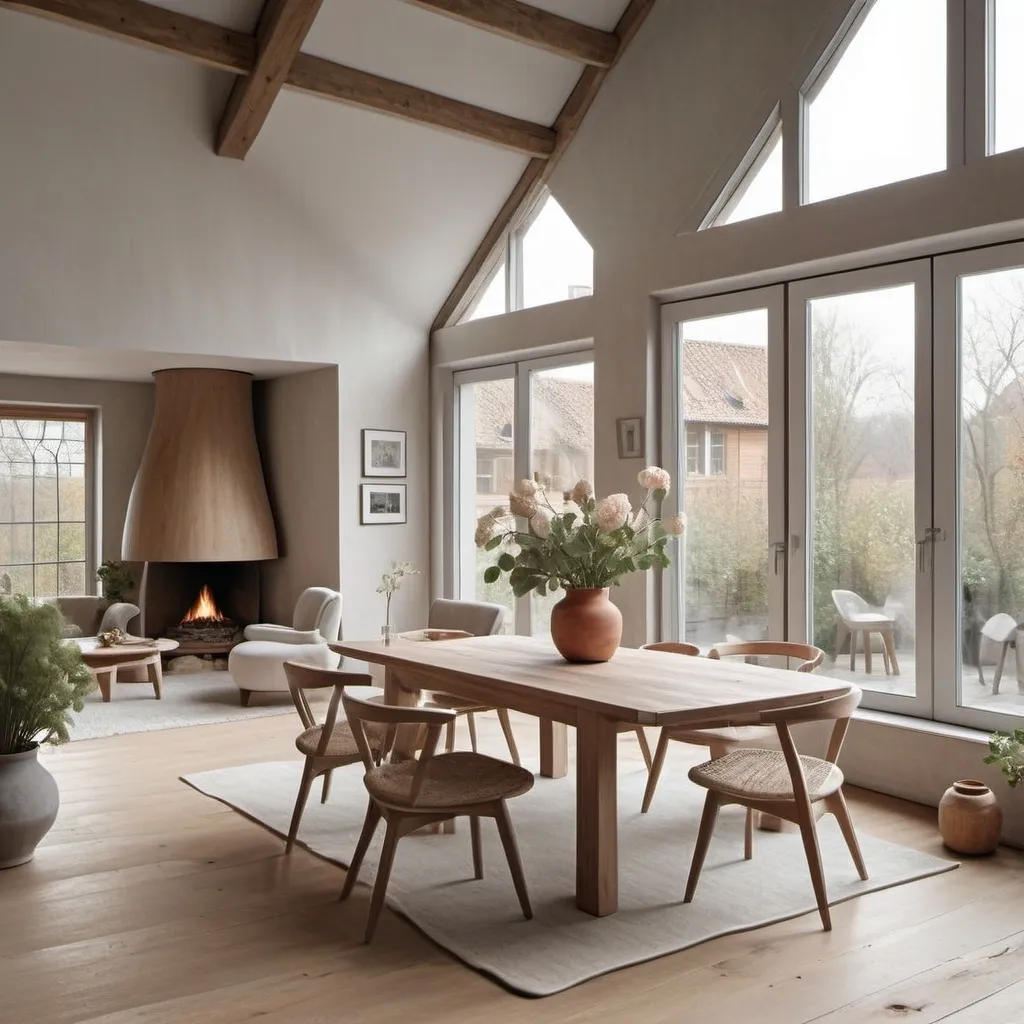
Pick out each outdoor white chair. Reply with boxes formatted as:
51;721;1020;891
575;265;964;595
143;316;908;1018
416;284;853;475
977;613;1019;694
831;589;899;676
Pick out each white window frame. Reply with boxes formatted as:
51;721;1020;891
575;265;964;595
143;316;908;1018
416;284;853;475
934;240;1024;732
449;346;593;636
788;260;935;718
660;286;786;644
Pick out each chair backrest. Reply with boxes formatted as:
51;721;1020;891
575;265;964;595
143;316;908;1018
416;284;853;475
98;602;141;635
759;685;862;766
342;688;456;805
293;588;343;640
708;641;824;673
428;599;504;636
831;589;871;621
284;661;372;758
641;641;701;657
981;612;1019;643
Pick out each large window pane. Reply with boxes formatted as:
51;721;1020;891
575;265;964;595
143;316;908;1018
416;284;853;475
808;285;918;698
806;0;946;204
992;0;1024;154
521;195;593;309
679;311;770;646
958;266;1024;716
458;377;515;629
529;362;594;637
0;414;90;598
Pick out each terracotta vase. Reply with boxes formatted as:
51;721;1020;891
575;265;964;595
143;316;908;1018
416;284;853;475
0;744;60;869
549;588;622;663
938;779;1002;855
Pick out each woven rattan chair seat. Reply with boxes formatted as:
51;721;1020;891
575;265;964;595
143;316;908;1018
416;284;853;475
688;748;844;803
295;722;361;759
365;751;534;809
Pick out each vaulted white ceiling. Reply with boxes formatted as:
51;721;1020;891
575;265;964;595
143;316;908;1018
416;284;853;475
0;0;635;365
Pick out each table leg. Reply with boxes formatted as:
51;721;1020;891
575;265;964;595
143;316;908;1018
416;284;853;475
539;719;568;779
97;669;113;703
575;709;618;917
383;666;421;759
146;656;163;700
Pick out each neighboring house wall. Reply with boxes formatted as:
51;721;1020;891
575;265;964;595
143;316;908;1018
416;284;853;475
685;425;768;485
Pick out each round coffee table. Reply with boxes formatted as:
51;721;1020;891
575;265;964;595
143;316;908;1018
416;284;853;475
74;637;179;702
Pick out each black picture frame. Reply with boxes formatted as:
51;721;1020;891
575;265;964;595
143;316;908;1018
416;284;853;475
360;483;407;524
362;428;407;478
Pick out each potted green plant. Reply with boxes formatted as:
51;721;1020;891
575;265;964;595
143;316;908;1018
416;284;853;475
475;467;683;663
0;595;94;868
985;729;1024;787
96;559;134;604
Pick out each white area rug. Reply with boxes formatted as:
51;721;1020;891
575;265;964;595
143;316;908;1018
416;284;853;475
183;750;956;996
71;672;300;740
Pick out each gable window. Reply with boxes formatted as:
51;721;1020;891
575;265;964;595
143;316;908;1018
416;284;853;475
705;118;783;228
0;411;91;599
685;428;726;476
804;0;946;204
458;190;593;323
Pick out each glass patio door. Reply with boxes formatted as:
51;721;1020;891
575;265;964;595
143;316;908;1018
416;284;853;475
661;286;786;646
788;262;934;716
453;351;594;637
935;242;1024;731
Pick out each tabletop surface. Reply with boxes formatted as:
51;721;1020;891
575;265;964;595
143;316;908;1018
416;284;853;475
331;635;851;726
74;636;179;659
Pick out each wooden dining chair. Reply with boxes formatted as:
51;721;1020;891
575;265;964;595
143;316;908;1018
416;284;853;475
640;641;825;814
339;688;535;942
414;601;521;766
683;685;866;931
283;660;374;853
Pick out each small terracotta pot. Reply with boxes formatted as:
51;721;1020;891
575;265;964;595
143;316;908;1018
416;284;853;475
549;588;622;663
938;779;1002;855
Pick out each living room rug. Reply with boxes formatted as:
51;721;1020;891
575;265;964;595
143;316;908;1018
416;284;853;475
70;672;300;740
182;752;957;996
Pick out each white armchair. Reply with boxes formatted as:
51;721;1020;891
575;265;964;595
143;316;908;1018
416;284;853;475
229;588;343;705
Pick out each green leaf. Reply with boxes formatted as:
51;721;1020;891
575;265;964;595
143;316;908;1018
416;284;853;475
485;535;503;551
483;565;501;584
497;552;515;572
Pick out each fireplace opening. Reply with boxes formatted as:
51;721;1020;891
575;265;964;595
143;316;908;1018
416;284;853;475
167;584;238;645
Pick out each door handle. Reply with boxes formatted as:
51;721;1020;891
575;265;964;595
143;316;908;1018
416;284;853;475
916;527;944;572
770;540;786;576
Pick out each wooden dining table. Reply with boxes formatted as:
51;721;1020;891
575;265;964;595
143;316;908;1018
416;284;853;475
330;635;852;917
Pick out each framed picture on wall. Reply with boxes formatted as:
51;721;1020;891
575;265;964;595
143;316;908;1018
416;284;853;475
362;428;406;477
616;416;644;459
361;483;407;524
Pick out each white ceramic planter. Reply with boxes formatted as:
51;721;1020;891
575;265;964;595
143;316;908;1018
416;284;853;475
0;745;60;868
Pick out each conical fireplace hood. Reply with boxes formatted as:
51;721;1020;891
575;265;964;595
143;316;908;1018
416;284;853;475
122;369;278;562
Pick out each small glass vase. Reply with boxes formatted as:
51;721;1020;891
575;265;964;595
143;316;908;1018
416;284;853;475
381;624;394;645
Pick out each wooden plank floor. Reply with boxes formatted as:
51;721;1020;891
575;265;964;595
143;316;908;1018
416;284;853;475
3;712;1023;1023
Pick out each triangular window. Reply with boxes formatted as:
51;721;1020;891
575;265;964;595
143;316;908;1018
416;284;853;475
463;261;507;322
519;194;593;309
804;0;946;204
708;121;783;228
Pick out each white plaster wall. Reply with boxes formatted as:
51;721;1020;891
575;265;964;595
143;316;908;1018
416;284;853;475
0;14;433;633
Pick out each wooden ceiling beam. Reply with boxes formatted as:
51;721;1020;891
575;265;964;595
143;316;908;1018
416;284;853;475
0;0;254;72
288;54;555;157
403;0;618;68
431;0;657;330
216;0;324;160
2;0;556;157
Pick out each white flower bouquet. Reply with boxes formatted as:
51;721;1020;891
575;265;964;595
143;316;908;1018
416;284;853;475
475;467;684;597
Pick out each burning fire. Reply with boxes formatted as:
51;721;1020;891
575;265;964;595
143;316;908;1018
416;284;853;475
181;585;226;624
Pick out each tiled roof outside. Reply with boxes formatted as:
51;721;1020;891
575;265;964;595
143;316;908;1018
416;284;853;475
472;341;768;451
